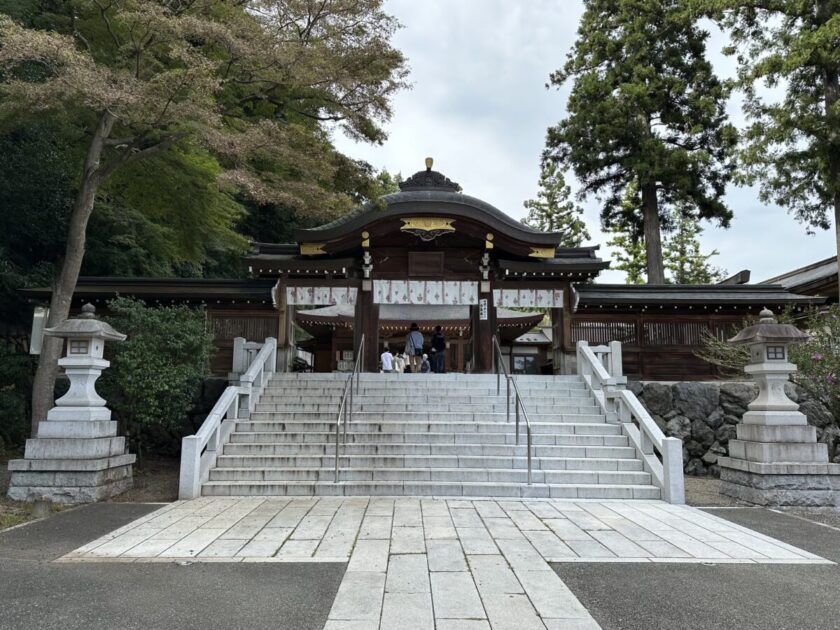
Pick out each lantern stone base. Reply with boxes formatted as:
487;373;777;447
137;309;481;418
7;455;135;503
6;420;135;504
719;458;840;507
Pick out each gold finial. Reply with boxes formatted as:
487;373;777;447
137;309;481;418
425;157;433;171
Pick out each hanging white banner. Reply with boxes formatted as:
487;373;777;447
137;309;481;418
373;280;478;305
285;286;358;306
492;289;564;308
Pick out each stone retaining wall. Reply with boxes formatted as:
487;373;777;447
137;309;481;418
627;381;838;476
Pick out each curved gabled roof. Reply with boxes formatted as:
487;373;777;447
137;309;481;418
295;167;565;247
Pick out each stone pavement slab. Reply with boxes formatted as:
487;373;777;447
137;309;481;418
57;498;831;630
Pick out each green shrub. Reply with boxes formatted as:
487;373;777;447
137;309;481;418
0;348;35;453
99;297;214;455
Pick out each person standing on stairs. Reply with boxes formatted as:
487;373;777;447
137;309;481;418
393;351;406;374
405;323;424;373
380;347;394;373
430;325;446;373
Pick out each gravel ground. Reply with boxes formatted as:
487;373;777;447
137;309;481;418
683;475;742;507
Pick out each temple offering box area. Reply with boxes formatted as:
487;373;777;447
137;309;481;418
23;161;825;379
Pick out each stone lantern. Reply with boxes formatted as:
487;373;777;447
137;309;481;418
7;304;136;503
718;308;840;506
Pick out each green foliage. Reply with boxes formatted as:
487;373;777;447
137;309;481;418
665;213;727;284
544;0;738;280
522;162;591;246
0;347;35;452
606;225;648;285
789;306;840;432
709;1;840;234
98;297;214;451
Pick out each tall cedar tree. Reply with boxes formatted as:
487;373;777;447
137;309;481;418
521;162;591;246
710;1;840;295
544;0;737;284
0;0;407;434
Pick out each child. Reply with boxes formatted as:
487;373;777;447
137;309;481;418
420;353;431;373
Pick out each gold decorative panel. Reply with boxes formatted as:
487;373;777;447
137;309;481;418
528;246;555;259
300;242;326;255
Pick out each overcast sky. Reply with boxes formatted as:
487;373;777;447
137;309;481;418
331;0;836;284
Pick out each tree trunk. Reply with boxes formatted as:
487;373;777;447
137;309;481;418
641;181;666;284
30;112;115;435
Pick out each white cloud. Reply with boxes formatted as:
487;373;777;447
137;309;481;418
333;0;836;285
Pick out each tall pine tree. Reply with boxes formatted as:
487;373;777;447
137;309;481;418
710;1;840;296
522;162;591;246
544;0;738;284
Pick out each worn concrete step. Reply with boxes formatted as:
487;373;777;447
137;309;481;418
221;442;636;457
207;466;653;485
201;480;661;499
214;454;645;471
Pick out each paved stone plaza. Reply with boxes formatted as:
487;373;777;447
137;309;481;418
58;497;830;630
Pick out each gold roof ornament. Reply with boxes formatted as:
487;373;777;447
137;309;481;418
400;217;455;242
425;157;434;171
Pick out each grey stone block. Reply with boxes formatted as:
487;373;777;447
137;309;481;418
736;424;817;444
23;436;125;460
673;382;719;422
728;439;828;464
642;382;673;416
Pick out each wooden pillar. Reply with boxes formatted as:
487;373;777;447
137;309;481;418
471;295;496;374
550;306;563;375
273;279;292;372
355;289;379;372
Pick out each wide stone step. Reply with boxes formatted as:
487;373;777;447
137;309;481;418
246;411;608;424
201;480;661;499
257;394;597;405
214;454;645;471
207;466;653;485
221;442;636;457
270;372;583;385
262;383;588;393
224;431;629;447
253;402;602;413
236;414;621;435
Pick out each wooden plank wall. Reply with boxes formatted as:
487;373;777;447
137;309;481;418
207;308;280;375
568;313;742;380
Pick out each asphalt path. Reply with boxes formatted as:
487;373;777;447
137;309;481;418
0;503;346;630
554;508;840;630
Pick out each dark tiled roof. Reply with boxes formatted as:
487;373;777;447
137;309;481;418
574;283;824;306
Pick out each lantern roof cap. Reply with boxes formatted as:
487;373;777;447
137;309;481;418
44;303;126;341
728;307;809;346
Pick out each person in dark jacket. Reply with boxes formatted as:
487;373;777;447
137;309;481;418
430;325;446;373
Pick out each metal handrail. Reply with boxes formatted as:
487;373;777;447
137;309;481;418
334;334;365;483
491;335;533;485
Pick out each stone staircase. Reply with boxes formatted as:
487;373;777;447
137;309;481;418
201;373;661;499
